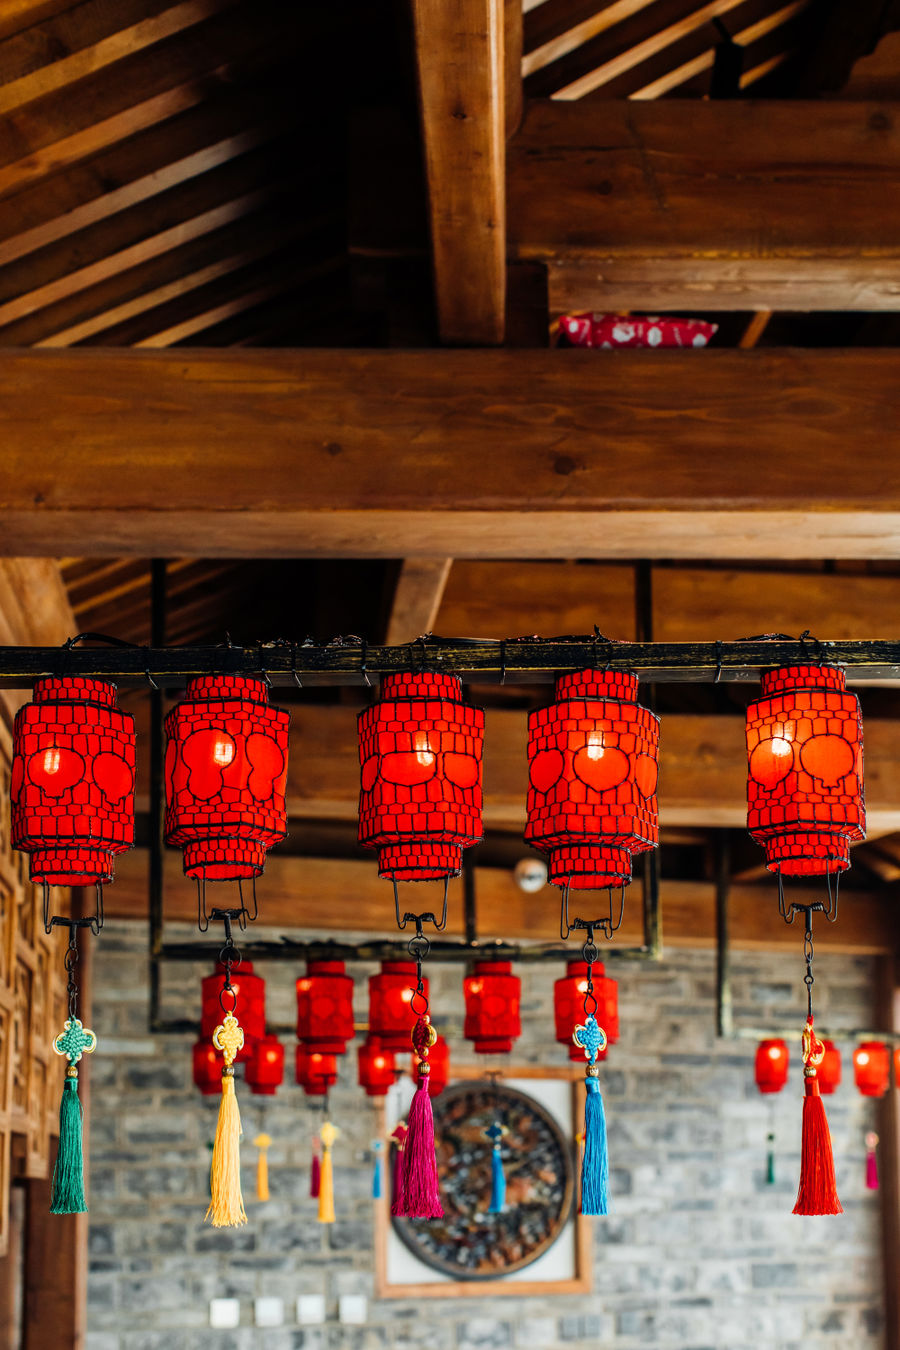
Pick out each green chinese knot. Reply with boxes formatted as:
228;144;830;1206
53;1017;97;1065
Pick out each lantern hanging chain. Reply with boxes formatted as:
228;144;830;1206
581;925;599;1019
64;925;80;1022
803;907;815;1022
561;883;626;943
217;912;241;1016
408;919;431;1019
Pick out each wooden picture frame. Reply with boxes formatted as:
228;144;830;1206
373;1064;592;1299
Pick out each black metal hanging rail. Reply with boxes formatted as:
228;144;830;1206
2;637;900;688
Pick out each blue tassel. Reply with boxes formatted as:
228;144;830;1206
581;1073;608;1216
372;1141;383;1199
489;1143;506;1213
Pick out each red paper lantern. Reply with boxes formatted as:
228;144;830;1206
525;670;659;890
410;1033;449;1097
11;677;136;887
894;1046;900;1089
754;1039;789;1094
368;961;429;1052
854;1041;890;1098
554;960;618;1063
246;1035;285;1096
818;1040;842;1095
357;1035;396;1097
165;675;289;881
746;665;864;876
201;960;266;1063
296;960;355;1053
295;1046;338;1096
358;672;484;881
192;1039;223;1096
463;961;521;1054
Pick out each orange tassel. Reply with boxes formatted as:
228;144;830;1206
793;1018;842;1216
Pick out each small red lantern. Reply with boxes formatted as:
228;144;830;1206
165;675;289;882
11;676;136;887
554;960;618;1062
410;1033;449;1097
296;960;355;1053
358;1035;396;1097
754;1039;789;1093
894;1046;900;1089
854;1041;890;1097
192;1039;223;1096
295;1046;338;1096
368;961;429;1052
201;961;266;1062
525;670;659;891
246;1035;285;1096
463;961;521;1054
818;1040;842;1095
746;665;864;876
358;672;484;881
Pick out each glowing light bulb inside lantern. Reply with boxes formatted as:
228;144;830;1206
213;738;235;767
401;988;414;1005
42;747;60;775
414;731;435;768
768;1045;784;1061
586;732;604;761
857;1051;870;1067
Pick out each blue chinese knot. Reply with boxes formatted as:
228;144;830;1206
573;1014;607;1067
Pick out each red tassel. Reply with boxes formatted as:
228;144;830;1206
793;1075;842;1216
395;1018;443;1219
310;1136;321;1199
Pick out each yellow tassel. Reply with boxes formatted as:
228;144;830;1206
318;1120;338;1224
205;1070;246;1228
254;1133;271;1202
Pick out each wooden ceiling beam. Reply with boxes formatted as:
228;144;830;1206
385;558;453;646
2;348;900;558
411;0;506;344
509;99;900;312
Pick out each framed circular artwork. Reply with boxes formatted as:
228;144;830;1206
391;1081;575;1279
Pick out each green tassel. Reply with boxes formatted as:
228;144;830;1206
50;1073;87;1214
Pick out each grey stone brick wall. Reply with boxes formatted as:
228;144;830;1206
86;921;885;1350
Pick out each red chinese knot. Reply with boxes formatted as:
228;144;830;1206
754;1039;789;1094
818;1040;842;1096
358;672;484;880
357;1035;396;1097
296;960;355;1054
165;675;289;881
525;670;659;889
368;961;428;1052
746;665;864;876
463;961;521;1054
11;677;136;886
554;960;618;1063
245;1035;285;1096
854;1041;890;1098
295;1046;338;1096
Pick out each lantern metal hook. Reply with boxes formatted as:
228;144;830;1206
776;867;839;927
714;640;724;684
392;877;449;934
359;639;372;688
41;882;104;938
197;878;210;932
255;643;272;688
499;640;507;686
560;881;626;942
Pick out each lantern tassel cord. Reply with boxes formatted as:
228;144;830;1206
793;1016;842;1216
396;1004;443;1219
866;1133;880;1191
487;1123;506;1214
372;1140;384;1199
254;1133;271;1203
574;946;610;1216
206;985;247;1227
390;1122;407;1215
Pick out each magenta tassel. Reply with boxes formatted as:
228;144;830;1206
310;1151;321;1199
396;1070;443;1219
866;1132;879;1191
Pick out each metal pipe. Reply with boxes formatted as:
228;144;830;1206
715;832;733;1039
148;559;166;1033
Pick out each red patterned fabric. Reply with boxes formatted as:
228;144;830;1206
525;669;659;889
358;672;484;880
12;677;135;886
463;961;521;1054
296;960;355;1054
358;1035;396;1097
165;675;289;881
755;1039;789;1094
559;313;717;349
854;1042;889;1097
295;1046;338;1096
201;960;266;1063
246;1035;285;1096
746;665;864;876
554;960;618;1062
368;961;428;1052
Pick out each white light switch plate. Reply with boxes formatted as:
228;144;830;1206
339;1294;367;1325
254;1296;284;1327
210;1298;240;1329
297;1294;327;1324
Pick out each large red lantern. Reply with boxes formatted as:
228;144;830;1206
463;961;521;1054
165;675;289;884
854;1041;890;1097
11;677;135;888
358;1036;396;1097
754;1039;789;1094
746;665;864;877
818;1040;842;1095
554;960;618;1062
296;960;355;1053
193;1040;223;1096
368;961;429;1052
358;672;484;882
525;670;659;893
410;1033;449;1097
246;1035;285;1096
296;1046;338;1096
201;961;266;1063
